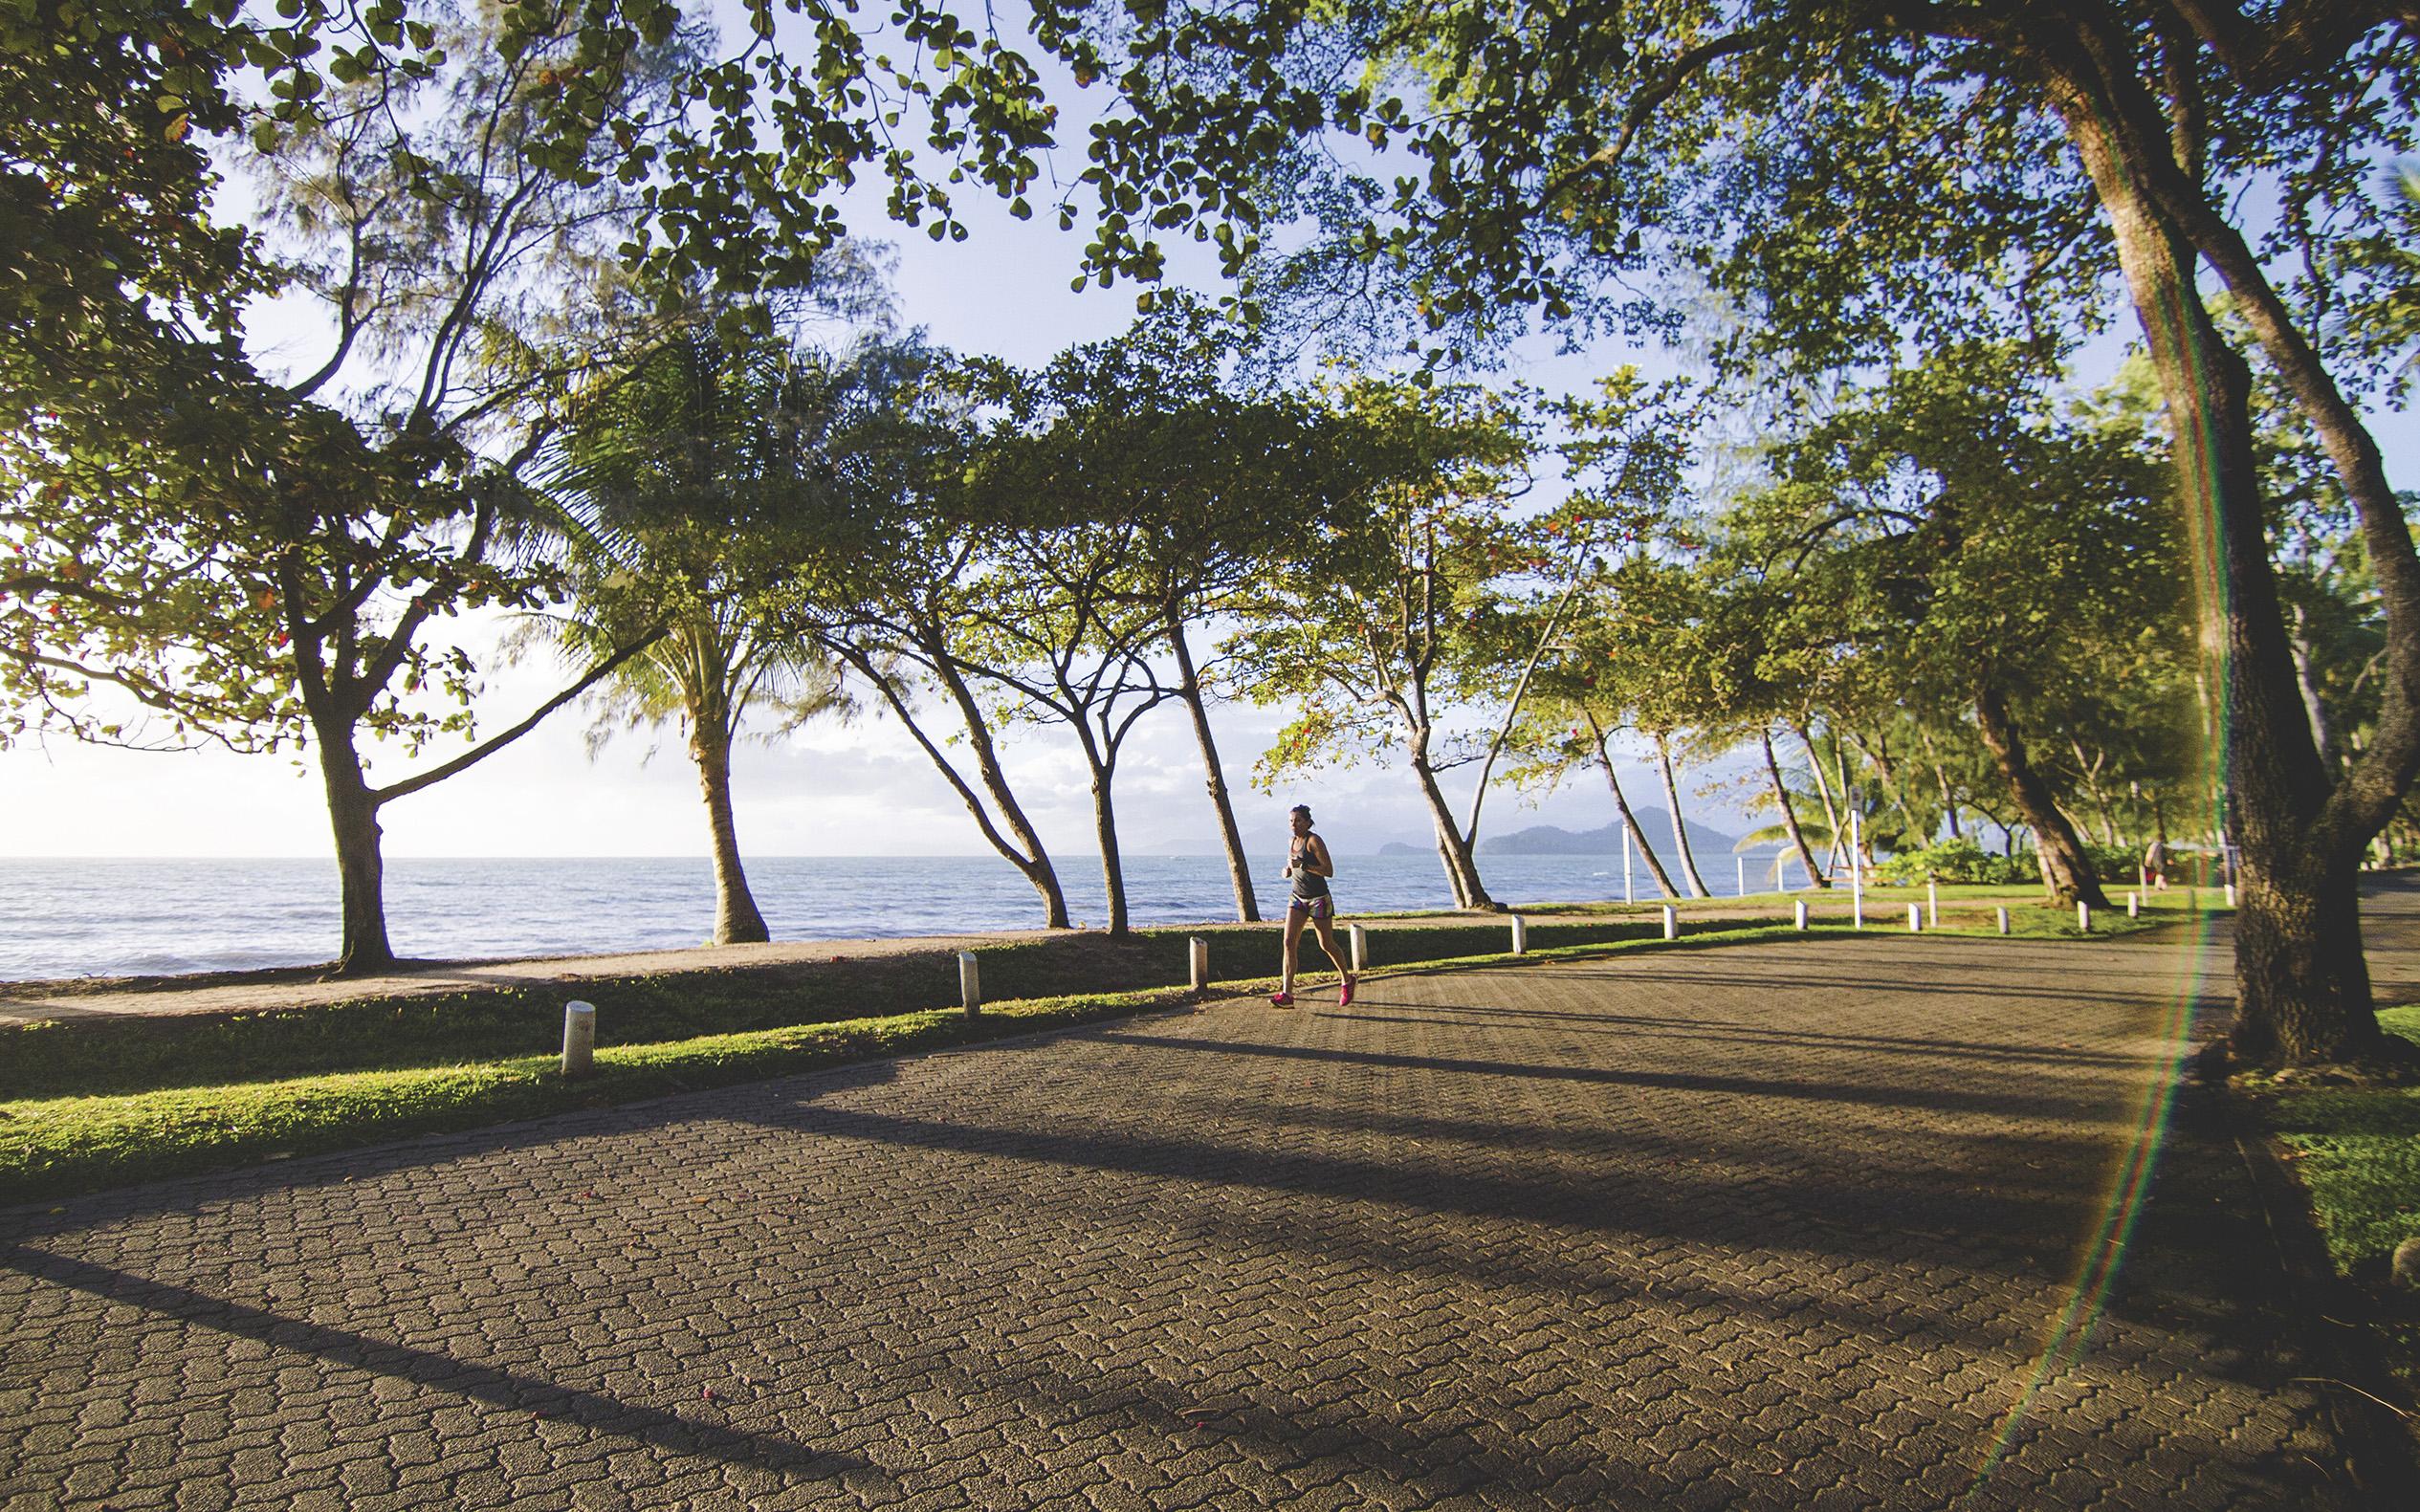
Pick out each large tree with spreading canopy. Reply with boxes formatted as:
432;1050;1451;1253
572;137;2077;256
1006;0;2420;1068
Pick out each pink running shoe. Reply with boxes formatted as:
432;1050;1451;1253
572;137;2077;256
1269;991;1295;1008
1339;975;1356;1007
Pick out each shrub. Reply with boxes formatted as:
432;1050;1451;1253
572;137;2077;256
1873;837;2036;886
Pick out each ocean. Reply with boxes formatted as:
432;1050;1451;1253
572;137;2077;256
0;849;1804;981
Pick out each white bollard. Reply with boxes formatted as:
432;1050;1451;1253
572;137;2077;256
1661;905;1678;941
2225;883;2236;908
1996;907;2011;935
1793;899;1808;931
561;1000;596;1080
1906;903;1922;932
2077;901;2092;934
1926;879;1939;928
1189;937;1209;992
1622;824;1634;904
958;952;981;1016
1509;914;1528;956
1849;807;1864;929
1348;923;1367;973
2126;891;2140;919
1737;856;1747;897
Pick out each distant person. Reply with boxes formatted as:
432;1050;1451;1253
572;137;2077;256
2144;836;2168;891
1274;804;1355;1009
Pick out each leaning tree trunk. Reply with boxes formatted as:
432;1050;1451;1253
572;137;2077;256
1409;747;1496;910
1654;733;1712;898
2042;64;2387;1063
854;635;1072;929
693;715;770;946
1972;679;2109;909
1167;614;1258;922
1762;730;1827;888
1083;753;1132;938
1793;715;1846;880
1585;712;1683;897
316;730;397;976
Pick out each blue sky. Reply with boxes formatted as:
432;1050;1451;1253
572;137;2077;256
0;103;1721;864
5;12;2409;868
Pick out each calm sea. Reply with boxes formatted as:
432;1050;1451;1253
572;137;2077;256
0;850;1798;981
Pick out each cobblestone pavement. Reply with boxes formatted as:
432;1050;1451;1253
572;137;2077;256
0;926;2360;1510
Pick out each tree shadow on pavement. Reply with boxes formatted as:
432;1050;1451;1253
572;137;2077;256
0;1242;868;1485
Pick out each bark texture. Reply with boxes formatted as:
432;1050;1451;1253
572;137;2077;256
1972;681;2110;909
1762;730;1827;888
1655;734;1711;898
2038;53;2383;1061
693;717;770;945
1167;615;1259;922
319;737;395;975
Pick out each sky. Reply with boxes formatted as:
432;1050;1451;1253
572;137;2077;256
1;92;1721;864
7;14;2410;866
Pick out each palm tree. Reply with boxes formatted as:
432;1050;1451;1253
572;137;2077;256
523;319;862;944
519;574;846;944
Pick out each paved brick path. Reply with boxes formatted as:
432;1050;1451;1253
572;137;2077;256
0;925;2362;1509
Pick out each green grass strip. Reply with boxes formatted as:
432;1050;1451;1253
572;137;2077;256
2261;1005;2420;1276
0;990;1180;1208
0;916;2156;1208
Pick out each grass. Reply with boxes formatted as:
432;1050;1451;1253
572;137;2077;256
0;905;2178;1208
2253;1005;2420;1399
0;991;1171;1207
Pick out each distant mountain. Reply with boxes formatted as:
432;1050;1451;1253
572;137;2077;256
1479;811;1754;860
1375;841;1428;858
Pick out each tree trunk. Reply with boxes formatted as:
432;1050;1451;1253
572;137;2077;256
1410;749;1496;910
852;635;1071;929
2288;603;2341;771
1654;733;1711;898
693;718;769;945
1792;715;1846;880
1916;725;1962;841
2068;737;2122;845
1973;679;2109;908
1167;613;1258;922
1089;765;1131;937
2045;74;2382;1063
1762;730;1827;888
317;732;396;975
1585;711;1683;897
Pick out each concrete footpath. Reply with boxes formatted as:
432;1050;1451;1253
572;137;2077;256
0;915;2375;1508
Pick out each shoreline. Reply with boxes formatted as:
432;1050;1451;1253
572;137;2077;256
0;888;2068;1026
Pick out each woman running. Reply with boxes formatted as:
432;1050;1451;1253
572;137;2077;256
1274;804;1355;1008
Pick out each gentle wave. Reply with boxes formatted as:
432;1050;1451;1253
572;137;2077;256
0;850;1805;981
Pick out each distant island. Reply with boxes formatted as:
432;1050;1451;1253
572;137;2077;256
1360;811;1780;861
1480;815;1748;857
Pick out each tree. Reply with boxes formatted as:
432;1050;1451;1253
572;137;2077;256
533;318;875;945
1508;603;1691;902
8;3;689;972
1719;347;2188;906
959;302;1364;925
1028;1;2420;1063
1232;377;1575;910
792;350;1077;931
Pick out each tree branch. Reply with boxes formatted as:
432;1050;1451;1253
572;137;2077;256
372;625;663;803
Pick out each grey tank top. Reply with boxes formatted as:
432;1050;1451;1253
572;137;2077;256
1291;836;1331;900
